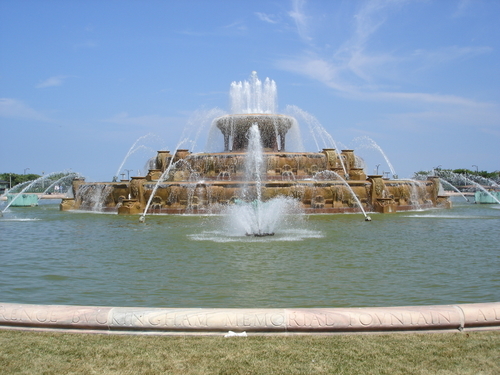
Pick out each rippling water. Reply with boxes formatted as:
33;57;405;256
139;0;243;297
1;198;498;308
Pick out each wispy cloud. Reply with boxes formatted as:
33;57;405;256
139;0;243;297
223;20;247;32
277;0;495;111
36;75;72;88
412;46;492;66
255;12;279;24
288;0;311;41
367;91;494;108
0;98;51;122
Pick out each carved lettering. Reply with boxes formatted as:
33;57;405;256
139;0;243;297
187;313;207;327
225;313;238;327
434;311;451;324
96;310;108;325
288;312;303;326
390;313;404;326
414;312;430;325
271;313;284;326
359;313;373;326
476;309;488;322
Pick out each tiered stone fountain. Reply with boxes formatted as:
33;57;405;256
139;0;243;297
60;72;451;216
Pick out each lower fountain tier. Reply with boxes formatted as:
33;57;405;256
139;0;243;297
61;147;451;214
61;177;451;214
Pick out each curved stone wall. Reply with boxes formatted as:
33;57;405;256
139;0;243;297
1;302;498;335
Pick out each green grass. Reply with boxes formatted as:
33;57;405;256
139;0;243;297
0;330;498;374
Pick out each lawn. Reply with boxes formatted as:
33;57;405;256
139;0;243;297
0;330;498;374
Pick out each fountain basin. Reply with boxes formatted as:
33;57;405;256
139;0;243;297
1;302;498;335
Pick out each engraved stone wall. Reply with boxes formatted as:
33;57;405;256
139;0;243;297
1;303;498;334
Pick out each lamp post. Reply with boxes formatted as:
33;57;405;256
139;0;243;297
375;164;380;175
24;168;30;175
125;169;133;180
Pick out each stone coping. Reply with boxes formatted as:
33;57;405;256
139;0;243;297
1;302;499;335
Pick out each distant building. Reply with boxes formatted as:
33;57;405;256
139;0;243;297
0;180;8;195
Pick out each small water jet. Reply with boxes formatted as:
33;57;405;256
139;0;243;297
114;133;164;181
439;178;470;202
352;136;397;178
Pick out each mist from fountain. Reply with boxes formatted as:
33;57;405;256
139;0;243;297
42;173;80;196
470;175;500;189
406;180;423;210
223;124;305;236
76;184;114;212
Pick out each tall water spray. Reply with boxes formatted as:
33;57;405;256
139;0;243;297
224;124;304;236
230;71;277;114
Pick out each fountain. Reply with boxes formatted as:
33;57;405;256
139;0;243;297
2;172;74;215
60;72;450;220
431;170;500;205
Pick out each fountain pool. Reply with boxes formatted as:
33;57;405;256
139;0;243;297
1;197;498;309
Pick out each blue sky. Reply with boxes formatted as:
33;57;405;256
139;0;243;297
1;0;499;181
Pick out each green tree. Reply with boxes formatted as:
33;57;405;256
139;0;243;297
0;173;41;188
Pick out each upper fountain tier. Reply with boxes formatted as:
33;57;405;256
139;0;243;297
215;114;293;151
215;71;294;151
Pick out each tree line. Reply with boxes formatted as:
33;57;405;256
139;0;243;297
0;173;41;188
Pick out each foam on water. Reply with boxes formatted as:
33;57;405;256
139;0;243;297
0;217;41;222
188;228;323;243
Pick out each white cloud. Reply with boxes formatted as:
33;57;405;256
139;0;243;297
369;91;494;108
0;98;51;122
276;56;348;92
412;46;492;66
255;12;279;24
223;20;247;32
288;0;311;42
36;75;71;88
276;0;497;113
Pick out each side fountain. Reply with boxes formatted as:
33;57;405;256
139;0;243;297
60;72;450;219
